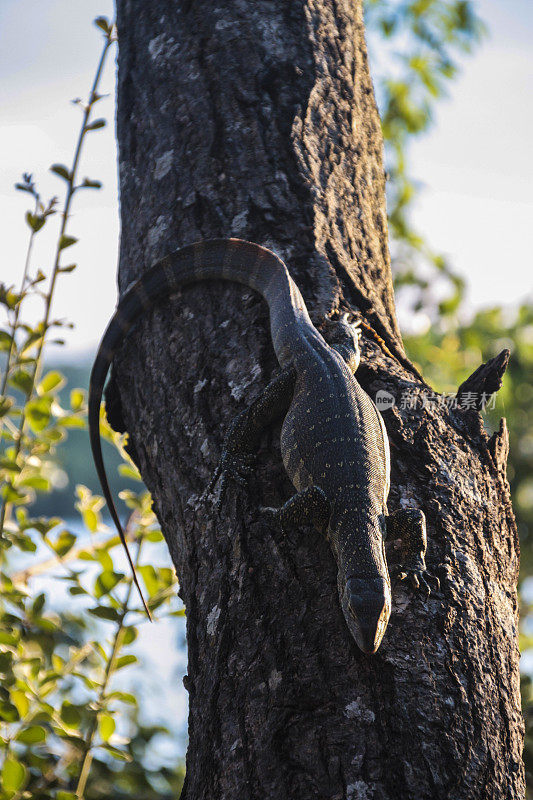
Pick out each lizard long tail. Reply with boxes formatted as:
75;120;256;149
89;238;317;618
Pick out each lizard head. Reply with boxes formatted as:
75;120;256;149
328;313;361;348
325;313;361;371
342;576;391;654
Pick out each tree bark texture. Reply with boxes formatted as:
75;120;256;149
114;1;524;798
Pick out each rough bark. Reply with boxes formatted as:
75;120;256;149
113;1;524;798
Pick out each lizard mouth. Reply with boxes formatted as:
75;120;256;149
344;576;391;654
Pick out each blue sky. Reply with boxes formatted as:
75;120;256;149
1;0;532;354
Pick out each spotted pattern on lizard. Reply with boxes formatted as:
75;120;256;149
89;238;437;651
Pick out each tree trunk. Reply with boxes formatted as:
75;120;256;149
113;1;524;798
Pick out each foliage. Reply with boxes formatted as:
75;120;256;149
0;18;183;799
365;0;485;318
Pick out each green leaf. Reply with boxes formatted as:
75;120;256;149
168;607;187;618
114;654;137;670
108;690;137;705
31;268;47;284
58;415;85;429
0;702;19;724
39;370;65;394
88;606;121;622
15;182;34;194
0;630;19;646
23;515;62;535
9;368;33;395
0;284;21;310
94;570;123;598
20;329;43;355
101;743;132;761
98;713;115;742
15;724;47;744
33;592;45;615
85;118;106;131
54;530;76;557
20;475;50;491
81;508;98;532
10;531;37;552
50;163;72;182
1;483;29;505
146;530;164;544
94;16;112;34
58;235;78;250
73;673;98;691
70;388;85;411
58;263;77;273
26;396;52;432
1;758;26;794
10;690;29;717
60;701;82;728
118;463;141;481
95;549;113;572
138;564;159;596
69;585;87;596
0;330;13;351
81;177;102;189
25;211;45;232
123;626;138;645
57;793;78;800
0;396;14;417
0;458;21;474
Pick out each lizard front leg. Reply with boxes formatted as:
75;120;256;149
386;508;439;594
262;485;331;535
207;366;296;509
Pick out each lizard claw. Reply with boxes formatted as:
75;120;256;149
260;505;284;531
260;506;297;542
260;505;278;521
260;506;293;536
204;451;255;511
391;565;439;597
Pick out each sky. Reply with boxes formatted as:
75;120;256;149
1;0;532;357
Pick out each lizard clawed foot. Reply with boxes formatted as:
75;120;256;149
260;506;285;532
390;564;440;596
260;506;301;544
203;451;255;511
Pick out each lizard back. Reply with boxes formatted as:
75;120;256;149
89;238;325;613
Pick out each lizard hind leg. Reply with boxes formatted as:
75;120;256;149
261;485;331;536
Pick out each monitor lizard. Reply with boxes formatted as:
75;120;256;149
89;238;437;652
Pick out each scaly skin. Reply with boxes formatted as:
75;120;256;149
90;238;437;651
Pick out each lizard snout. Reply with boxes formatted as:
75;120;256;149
344;576;391;654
